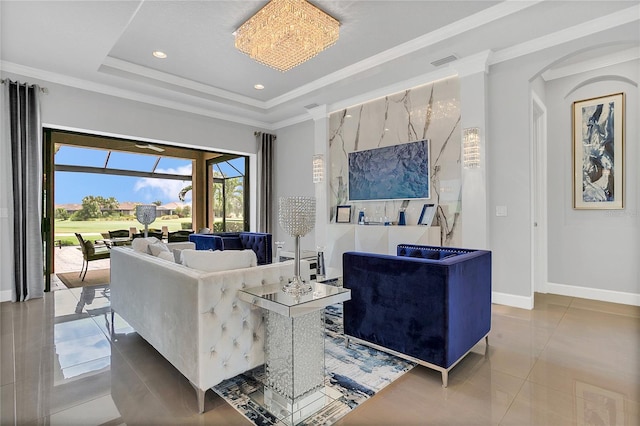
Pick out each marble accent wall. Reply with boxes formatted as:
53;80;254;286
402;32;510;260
329;77;461;246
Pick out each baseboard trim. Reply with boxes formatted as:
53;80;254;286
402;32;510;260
0;289;12;303
492;291;534;310
546;282;640;307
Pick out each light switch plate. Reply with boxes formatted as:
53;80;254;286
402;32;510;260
496;205;508;217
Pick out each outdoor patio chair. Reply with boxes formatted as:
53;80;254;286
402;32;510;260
167;230;194;242
108;229;130;238
131;230;163;240
75;233;110;281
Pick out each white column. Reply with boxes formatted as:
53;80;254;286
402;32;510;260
306;105;329;249
451;51;492;249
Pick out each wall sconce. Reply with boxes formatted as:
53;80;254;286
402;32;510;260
463;128;480;169
312;154;324;183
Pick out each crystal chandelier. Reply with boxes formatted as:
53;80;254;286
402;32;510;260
234;0;339;72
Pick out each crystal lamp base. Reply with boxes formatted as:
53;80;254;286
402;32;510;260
282;276;313;296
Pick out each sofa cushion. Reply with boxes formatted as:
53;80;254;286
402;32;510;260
131;237;161;253
181;249;257;272
173;249;184;264
149;241;170;256
156;251;175;262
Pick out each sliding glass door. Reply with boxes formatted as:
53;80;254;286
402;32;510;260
207;155;249;232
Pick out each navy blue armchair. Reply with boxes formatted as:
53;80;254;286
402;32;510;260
343;244;491;386
189;232;273;265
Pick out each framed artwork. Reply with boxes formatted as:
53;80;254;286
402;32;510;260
418;204;437;226
572;92;624;209
336;205;352;223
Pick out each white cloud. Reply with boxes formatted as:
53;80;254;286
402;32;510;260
133;164;192;203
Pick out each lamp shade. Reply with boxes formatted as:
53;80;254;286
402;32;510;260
135;205;157;226
278;196;316;295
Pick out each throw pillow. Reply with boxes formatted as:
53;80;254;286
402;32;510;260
181;249;257;272
173;249;184;264
148;241;170;256
131;237;160;253
156;251;175;263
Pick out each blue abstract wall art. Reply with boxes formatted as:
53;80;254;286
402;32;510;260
348;139;430;201
573;92;624;210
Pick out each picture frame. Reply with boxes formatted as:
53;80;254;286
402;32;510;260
418;203;437;226
336;205;352;223
572;92;624;209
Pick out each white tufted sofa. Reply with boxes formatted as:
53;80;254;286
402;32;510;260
109;245;294;413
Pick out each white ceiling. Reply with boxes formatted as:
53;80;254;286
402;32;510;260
1;1;639;129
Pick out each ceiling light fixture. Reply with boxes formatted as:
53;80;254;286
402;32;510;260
234;0;339;72
254;84;265;90
135;143;165;152
152;50;167;59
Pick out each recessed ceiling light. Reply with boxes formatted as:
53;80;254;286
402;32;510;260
346;114;352;118
152;50;167;59
254;84;265;90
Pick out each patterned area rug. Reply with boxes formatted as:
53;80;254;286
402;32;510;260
212;304;415;426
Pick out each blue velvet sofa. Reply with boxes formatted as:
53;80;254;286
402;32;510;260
343;244;491;386
188;232;273;265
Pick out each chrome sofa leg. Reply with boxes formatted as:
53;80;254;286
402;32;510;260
189;381;206;413
196;388;205;414
441;370;448;388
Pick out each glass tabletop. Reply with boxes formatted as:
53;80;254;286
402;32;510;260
238;282;350;318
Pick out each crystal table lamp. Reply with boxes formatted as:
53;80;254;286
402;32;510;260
135;204;157;238
278;196;316;295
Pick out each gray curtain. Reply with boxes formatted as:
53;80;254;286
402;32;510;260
4;80;44;301
257;132;275;234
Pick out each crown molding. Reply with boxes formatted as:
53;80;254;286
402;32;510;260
2;3;636;131
101;56;266;109
450;50;494;77
327;67;457;116
490;4;640;66
272;112;311;130
0;61;275;130
541;47;640;81
265;0;542;109
306;104;329;121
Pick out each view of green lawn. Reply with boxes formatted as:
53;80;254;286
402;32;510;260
54;218;190;245
54;217;243;246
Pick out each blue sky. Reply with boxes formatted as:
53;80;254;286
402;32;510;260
55;172;192;205
54;145;193;205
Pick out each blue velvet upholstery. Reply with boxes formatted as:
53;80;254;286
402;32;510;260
343;244;491;378
189;232;273;265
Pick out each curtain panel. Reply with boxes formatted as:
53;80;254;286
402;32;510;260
257;132;275;234
2;79;44;301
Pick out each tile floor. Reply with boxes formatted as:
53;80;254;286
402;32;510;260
1;276;639;425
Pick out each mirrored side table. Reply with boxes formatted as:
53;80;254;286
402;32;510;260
238;282;351;425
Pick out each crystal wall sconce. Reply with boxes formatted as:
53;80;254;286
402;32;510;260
312;154;324;183
463;128;481;169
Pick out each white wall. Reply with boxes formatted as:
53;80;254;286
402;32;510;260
546;60;639;298
0;71;262;300
488;39;639;306
273;119;316;252
488;56;545;301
